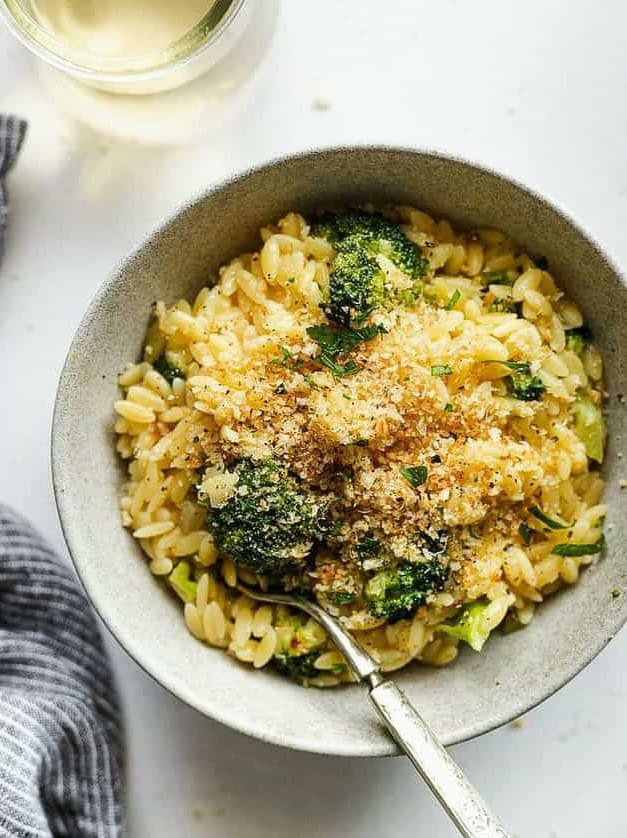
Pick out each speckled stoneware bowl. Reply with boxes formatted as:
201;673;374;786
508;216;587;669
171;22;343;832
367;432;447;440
52;147;627;756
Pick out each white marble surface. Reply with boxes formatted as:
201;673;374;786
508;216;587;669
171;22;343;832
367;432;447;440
1;2;627;835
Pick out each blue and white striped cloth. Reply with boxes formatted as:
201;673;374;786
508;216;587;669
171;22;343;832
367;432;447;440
0;114;26;265
0;505;125;837
0;117;124;835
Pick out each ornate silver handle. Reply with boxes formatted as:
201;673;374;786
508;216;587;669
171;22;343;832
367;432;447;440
369;679;511;838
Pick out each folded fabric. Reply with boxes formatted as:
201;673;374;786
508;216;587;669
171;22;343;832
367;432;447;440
0;115;27;266
0;505;125;837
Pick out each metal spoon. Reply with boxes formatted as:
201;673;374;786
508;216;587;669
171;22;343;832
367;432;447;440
237;583;511;838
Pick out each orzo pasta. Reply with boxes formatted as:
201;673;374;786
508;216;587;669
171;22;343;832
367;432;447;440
115;206;606;686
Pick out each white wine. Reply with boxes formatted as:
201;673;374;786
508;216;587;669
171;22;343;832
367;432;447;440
30;0;216;59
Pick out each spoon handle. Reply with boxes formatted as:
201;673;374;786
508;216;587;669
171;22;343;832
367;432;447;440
369;679;511;838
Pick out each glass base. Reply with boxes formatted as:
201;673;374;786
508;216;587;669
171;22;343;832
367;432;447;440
33;0;277;145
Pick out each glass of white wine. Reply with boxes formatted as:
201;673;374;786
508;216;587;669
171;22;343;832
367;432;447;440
0;0;277;142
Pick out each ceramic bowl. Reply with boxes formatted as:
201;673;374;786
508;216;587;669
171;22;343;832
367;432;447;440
52;147;627;756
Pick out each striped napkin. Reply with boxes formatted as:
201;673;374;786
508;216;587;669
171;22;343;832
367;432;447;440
1;120;126;836
0;115;26;266
0;505;126;837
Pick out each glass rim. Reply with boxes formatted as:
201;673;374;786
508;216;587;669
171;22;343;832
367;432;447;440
0;0;246;83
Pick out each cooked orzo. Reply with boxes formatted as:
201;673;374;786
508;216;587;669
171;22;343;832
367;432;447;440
115;206;606;686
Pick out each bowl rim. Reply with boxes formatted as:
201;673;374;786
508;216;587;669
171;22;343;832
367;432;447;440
52;144;627;757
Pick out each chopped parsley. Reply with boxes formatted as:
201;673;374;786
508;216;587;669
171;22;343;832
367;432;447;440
400;465;428;487
431;364;452;376
327;591;356;605
444;289;461;310
272;346;303;369
316;356;360;378
306;322;387;378
306;322;386;356
552;538;604;557
530;506;569;530
481;360;532;374
443;403;454;412
482;270;512;286
518;523;534;546
355;533;381;561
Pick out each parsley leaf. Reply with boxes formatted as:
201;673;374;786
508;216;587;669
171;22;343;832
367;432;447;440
552;538;604;557
306;322;387;379
328;591;356;605
444;289;461;310
306;322;386;357
481;360;532;374
271;346;304;369
431;364;452;376
518;523;534;546
317;355;360;377
530;506;569;530
400;465;428;487
482;270;513;286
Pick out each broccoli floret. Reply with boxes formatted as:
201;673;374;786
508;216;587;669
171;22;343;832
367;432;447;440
365;558;448;622
204;459;326;576
153;352;185;383
565;327;592;356
573;393;605;463
438;599;493;652
327;237;386;325
168;561;197;603
273;614;325;681
506;372;546;401
310;214;342;247
312;210;428;325
274;650;320;680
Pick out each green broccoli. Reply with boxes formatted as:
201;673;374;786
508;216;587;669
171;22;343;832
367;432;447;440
573;393;605;463
274;650;320;680
506;372;546;401
168;561;197;603
312;210;425;275
203;459;326;576
312;210;428;325
486;298;518;314
565;327;592;356
273;614;325;681
438;599;493;652
326;238;386;325
153;352;185;383
365;558;448;621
